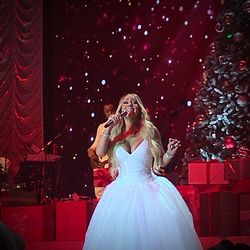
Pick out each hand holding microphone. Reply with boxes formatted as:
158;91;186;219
104;108;130;128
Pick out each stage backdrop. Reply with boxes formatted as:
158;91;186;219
0;0;43;181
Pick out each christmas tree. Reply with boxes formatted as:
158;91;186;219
184;0;250;164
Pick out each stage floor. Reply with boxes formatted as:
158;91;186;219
26;236;250;250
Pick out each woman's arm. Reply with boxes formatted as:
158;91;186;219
162;138;181;167
96;113;121;157
96;127;112;157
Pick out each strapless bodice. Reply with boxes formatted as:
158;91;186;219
115;140;155;184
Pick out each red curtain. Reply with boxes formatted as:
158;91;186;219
0;0;43;184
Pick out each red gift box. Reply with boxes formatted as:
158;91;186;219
93;168;113;187
188;161;207;184
176;185;200;234
199;192;239;236
232;179;250;193
224;158;250;181
0;191;37;207
56;200;98;241
196;184;229;194
86;199;98;225
56;201;87;241
1;205;54;242
240;194;250;235
176;185;199;220
188;161;229;185
209;162;229;184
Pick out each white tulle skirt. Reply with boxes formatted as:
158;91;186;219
83;175;202;250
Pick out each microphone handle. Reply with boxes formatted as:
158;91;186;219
104;110;128;128
104;120;113;128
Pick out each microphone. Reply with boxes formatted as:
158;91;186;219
39;133;62;152
104;109;129;128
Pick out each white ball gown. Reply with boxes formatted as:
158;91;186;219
83;139;202;250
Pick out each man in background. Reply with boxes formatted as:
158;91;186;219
87;103;115;198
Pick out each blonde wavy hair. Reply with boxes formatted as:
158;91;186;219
108;93;164;177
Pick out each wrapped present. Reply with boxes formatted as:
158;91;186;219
56;200;98;241
86;199;98;225
196;184;229;194
56;200;87;241
232;179;250;193
188;161;229;185
240;194;250;235
176;185;200;234
93;168;113;187
188;161;208;184
1;205;54;242
199;192;239;236
224;158;250;180
0;191;37;207
176;185;199;220
209;162;229;184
